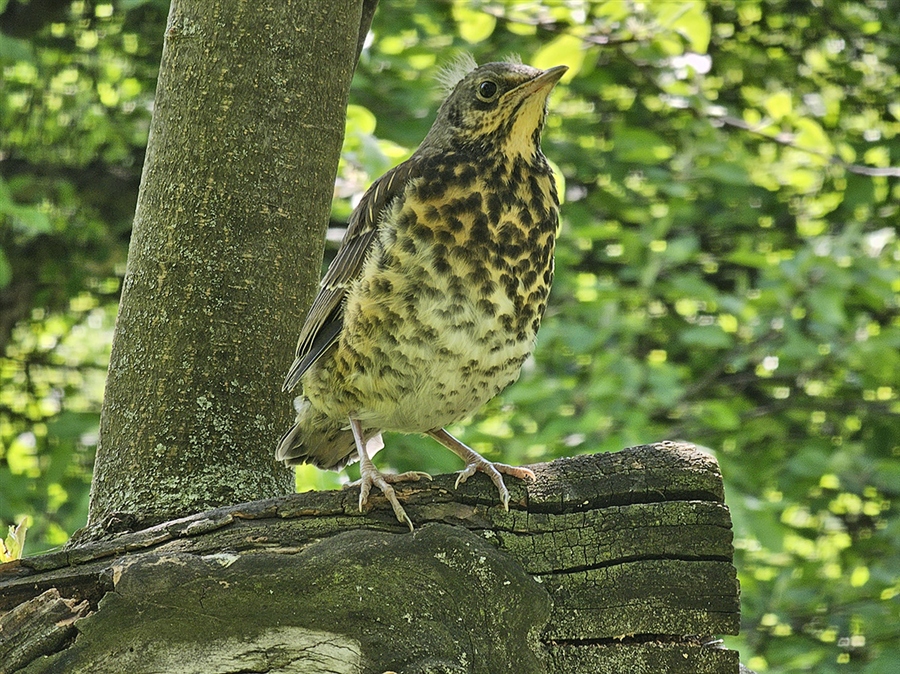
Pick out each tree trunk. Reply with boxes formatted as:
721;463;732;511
86;0;365;533
1;443;742;674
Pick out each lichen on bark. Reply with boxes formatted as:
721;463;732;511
87;0;365;532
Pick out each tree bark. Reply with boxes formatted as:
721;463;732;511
86;0;364;532
1;443;742;674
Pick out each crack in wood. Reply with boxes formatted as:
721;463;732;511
0;443;742;673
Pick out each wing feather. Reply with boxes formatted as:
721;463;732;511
282;158;419;391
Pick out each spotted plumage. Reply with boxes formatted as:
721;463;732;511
277;59;566;528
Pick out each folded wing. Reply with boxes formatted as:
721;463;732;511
282;159;420;391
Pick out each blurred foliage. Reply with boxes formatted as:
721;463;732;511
0;0;166;550
1;1;898;672
0;519;26;562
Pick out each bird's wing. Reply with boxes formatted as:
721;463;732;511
282;158;420;391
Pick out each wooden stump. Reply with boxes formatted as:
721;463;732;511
0;442;741;673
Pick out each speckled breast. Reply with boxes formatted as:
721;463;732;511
309;150;559;433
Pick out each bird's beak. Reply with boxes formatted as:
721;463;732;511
518;65;568;98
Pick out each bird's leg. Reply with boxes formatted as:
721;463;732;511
349;418;430;530
427;428;536;511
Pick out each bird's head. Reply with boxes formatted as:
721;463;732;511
422;59;567;160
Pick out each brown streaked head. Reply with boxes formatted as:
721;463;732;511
420;61;568;158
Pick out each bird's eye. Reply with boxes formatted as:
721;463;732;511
476;80;499;101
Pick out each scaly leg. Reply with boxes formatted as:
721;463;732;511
427;428;536;510
349;418;430;530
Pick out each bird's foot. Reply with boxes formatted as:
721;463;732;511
348;417;431;530
454;458;535;511
349;467;431;531
427;428;535;511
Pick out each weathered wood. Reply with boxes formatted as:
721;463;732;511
0;442;741;673
546;642;741;674
0;589;89;673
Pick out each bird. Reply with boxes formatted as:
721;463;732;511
277;55;567;529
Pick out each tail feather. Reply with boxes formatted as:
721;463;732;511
276;397;359;470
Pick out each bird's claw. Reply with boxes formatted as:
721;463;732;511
353;469;431;531
427;428;535;511
349;418;431;530
455;460;536;511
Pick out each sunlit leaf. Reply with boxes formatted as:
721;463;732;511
345;104;377;136
532;33;585;80
793;118;832;155
763;90;793;121
451;3;496;44
0;521;27;562
657;1;712;53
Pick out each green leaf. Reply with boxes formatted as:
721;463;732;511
657;1;711;53
613;126;674;164
679;325;733;349
793;118;832;155
547;157;566;205
697;400;742;430
0;176;10;206
0;249;11;288
46;411;100;441
0;177;52;236
0;33;33;61
119;0;162;9
0;521;27;562
451;3;496;44
763;90;793;121
705;162;751;186
595;1;630;21
11;205;53;236
807;286;847;326
532;33;585;79
345;104;376;136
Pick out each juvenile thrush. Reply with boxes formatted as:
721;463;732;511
277;57;566;529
